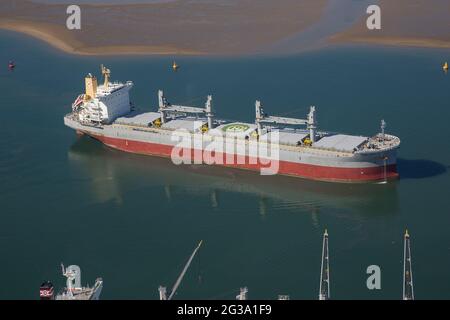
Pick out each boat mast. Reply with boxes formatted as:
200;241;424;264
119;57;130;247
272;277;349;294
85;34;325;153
403;230;414;300
162;240;203;300
319;229;330;300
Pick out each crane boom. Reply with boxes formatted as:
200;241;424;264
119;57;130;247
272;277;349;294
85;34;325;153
168;240;203;300
319;229;330;300
403;230;414;300
163;105;205;114
261;115;308;126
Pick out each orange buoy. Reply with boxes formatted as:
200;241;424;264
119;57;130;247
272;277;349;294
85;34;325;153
172;61;179;71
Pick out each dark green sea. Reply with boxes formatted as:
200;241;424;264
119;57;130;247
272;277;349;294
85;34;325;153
0;30;449;299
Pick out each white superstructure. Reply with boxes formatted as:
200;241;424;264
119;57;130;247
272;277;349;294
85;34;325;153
73;65;133;124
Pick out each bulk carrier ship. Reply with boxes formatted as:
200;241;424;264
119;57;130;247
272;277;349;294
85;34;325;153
64;65;400;183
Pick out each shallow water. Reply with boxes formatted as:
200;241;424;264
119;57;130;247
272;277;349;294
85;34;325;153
0;30;449;299
267;0;379;53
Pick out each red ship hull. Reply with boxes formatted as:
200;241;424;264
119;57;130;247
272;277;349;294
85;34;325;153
88;133;398;183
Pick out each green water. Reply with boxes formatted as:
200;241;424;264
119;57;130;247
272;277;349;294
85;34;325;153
1;30;449;300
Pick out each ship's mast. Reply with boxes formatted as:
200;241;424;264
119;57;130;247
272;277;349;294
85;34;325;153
205;95;213;130
403;230;414;300
308;106;317;143
319;229;330;300
255;101;317;142
101;64;111;88
158;90;168;124
381;119;386;140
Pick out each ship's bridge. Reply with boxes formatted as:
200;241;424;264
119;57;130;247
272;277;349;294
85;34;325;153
76;65;134;124
96;82;127;97
95;81;133;99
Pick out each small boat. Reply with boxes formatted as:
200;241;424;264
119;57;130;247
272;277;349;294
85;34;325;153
8;61;15;70
443;62;449;72
172;61;179;71
39;281;55;300
55;264;103;300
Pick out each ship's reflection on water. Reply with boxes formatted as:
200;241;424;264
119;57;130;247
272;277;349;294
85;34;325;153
68;136;399;224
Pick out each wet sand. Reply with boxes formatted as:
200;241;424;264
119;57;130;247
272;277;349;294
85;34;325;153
330;0;450;49
1;0;449;56
0;19;201;55
0;0;327;55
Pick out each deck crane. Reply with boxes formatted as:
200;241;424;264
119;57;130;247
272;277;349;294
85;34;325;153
159;240;203;300
101;64;111;88
158;90;214;130
255;100;317;142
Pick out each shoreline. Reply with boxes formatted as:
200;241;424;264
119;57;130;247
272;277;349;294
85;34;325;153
0;20;203;56
2;20;450;58
329;35;450;50
0;0;328;56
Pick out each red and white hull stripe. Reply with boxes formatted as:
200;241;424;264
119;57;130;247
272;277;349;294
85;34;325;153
87;133;398;183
